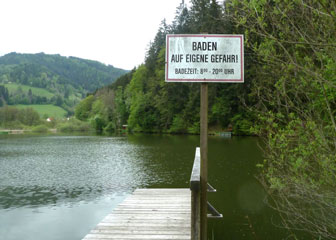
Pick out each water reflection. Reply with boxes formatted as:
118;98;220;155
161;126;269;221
0;135;154;210
237;181;266;214
0;134;289;240
0;186;102;209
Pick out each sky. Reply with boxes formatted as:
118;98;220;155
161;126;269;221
0;0;189;70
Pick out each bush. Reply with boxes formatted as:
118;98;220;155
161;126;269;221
32;125;48;133
169;115;187;133
187;121;200;134
104;122;116;133
228;0;336;237
231;114;253;136
91;115;106;132
57;119;92;132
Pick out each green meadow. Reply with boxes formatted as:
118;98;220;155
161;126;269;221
14;104;67;119
4;83;54;99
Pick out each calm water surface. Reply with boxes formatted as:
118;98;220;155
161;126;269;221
0;134;287;240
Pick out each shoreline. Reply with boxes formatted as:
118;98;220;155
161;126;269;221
0;129;57;134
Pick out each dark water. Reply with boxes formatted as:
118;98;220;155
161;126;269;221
0;134;287;240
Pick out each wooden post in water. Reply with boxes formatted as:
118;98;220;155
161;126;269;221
200;83;208;240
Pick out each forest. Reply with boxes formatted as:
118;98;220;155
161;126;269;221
0;52;127;115
76;0;336;239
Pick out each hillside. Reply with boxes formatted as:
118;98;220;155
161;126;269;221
0;52;128;116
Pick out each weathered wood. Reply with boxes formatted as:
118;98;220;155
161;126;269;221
200;83;208;240
95;225;190;231
84;234;190;239
190;148;201;240
90;229;189;235
82;189;191;240
102;214;189;219
191;187;200;240
190;148;200;191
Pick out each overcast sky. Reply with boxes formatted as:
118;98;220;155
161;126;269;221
0;0;189;70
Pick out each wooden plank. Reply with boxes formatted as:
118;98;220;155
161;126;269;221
90;229;189;235
100;218;189;224
82;188;191;240
103;214;189;219
83;234;190;239
95;225;190;231
118;202;190;206
98;223;190;228
112;208;190;212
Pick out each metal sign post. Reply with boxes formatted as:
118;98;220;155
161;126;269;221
166;34;244;240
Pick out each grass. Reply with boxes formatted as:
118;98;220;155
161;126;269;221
14;104;67;119
4;83;54;99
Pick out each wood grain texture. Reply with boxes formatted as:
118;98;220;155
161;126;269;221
82;188;191;240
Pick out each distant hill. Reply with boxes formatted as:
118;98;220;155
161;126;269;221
0;52;128;116
0;52;128;92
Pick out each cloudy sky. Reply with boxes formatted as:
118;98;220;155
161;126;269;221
0;0;189;70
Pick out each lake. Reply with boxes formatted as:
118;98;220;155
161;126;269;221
0;134;288;240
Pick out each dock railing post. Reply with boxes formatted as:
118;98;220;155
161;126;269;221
191;188;201;240
190;147;222;239
190;148;201;240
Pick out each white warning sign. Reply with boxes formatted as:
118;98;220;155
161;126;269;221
165;34;244;83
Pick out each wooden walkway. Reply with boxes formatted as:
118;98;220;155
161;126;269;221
82;188;191;240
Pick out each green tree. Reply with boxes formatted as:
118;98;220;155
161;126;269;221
0;106;19;124
55;95;64;106
18;107;40;126
114;86;128;129
28;88;33;104
189;0;223;33
172;2;191;34
126;65;149;130
75;95;95;121
0;85;9;106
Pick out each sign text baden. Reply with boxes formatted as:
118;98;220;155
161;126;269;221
165;34;244;83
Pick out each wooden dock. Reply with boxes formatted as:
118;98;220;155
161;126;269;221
82;188;191;240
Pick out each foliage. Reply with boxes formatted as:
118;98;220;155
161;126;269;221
57;118;92;132
228;0;336;238
74;92;119;133
0;52;128;115
104;121;116;133
32;124;49;133
230;113;253;135
91;115;106;132
0;106;41;127
169;114;187;133
0;103;92;133
0;52;128;92
0;85;9;107
75;95;95;121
